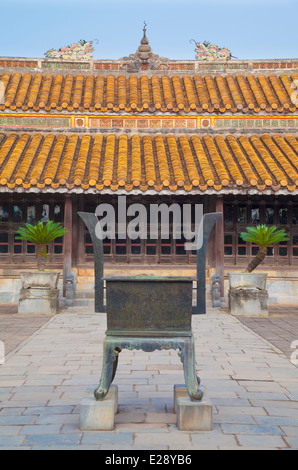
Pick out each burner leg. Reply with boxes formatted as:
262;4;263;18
180;336;203;401
94;340;120;400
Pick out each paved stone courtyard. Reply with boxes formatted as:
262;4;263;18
0;304;51;356
0;304;297;450
1;303;297;364
237;304;298;360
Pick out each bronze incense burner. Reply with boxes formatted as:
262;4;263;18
78;211;221;402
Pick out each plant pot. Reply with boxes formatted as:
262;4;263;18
228;272;267;290
228;272;268;316
20;271;60;289
18;271;60;315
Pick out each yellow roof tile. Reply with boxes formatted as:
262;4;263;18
0;132;297;192
0;72;296;113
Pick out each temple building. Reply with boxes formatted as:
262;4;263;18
0;29;298;305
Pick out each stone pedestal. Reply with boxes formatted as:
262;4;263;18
18;271;60;315
174;384;189;413
228;272;268;316
18;287;59;315
80;397;115;431
174;384;212;431
177;396;213;431
79;385;118;431
228;288;268;316
85;384;118;415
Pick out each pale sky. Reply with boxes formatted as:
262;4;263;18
1;0;297;60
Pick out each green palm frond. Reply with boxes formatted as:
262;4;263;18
16;220;68;246
240;225;289;248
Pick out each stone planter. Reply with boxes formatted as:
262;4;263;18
18;271;60;315
228;272;268;316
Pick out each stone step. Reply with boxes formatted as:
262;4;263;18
72;295;217;310
268;292;298;304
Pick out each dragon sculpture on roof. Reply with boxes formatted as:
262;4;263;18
45;39;98;60
191;40;235;61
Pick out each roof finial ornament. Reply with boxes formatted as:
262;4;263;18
119;22;170;71
143;21;148;35
138;21;151;62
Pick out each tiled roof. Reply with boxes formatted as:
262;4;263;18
0;72;297;113
0;132;297;192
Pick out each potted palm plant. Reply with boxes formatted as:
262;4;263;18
228;225;289;316
16;220;68;315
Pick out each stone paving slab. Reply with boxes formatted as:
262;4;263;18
237;311;298;360
0;306;297;450
1;302;296;364
0;304;52;356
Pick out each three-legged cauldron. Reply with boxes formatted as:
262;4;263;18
95;276;203;401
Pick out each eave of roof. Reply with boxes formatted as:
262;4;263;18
0;131;297;194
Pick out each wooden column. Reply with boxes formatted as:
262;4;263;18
63;195;73;296
206;196;216;268
72;196;78;268
215;196;225;298
77;196;85;266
